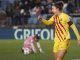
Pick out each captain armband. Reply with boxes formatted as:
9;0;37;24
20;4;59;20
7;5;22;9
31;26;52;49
68;20;73;26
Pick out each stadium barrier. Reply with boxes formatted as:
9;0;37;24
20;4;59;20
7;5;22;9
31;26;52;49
0;27;80;40
0;28;54;40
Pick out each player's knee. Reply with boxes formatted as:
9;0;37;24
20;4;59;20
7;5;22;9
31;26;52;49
56;54;64;60
56;58;62;60
54;54;63;60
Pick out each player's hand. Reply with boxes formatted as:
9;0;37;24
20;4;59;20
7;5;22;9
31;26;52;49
40;50;44;53
40;51;44;53
38;15;42;21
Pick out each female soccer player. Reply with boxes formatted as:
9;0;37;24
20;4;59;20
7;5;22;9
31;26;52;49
38;1;80;60
22;35;44;55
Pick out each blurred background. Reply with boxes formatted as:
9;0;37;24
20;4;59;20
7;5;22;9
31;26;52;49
0;0;80;28
0;1;80;59
0;0;80;40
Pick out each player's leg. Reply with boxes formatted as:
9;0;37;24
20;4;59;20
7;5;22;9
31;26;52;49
56;40;70;60
21;48;27;54
53;42;59;60
21;48;24;53
56;50;67;60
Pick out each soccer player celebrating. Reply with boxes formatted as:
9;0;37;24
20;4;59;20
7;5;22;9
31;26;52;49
38;1;80;60
22;35;44;55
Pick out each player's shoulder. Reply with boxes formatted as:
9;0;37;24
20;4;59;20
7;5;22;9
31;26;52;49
29;35;34;39
60;12;71;20
61;12;70;17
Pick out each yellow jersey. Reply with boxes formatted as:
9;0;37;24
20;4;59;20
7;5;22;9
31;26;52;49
41;13;71;42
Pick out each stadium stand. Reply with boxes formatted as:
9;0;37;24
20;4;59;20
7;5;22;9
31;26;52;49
0;0;79;28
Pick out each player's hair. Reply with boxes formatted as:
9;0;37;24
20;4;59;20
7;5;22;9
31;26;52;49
35;34;40;40
52;1;64;11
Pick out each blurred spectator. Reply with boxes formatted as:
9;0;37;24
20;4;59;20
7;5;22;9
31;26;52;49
53;0;68;3
63;3;68;13
31;5;42;16
73;0;80;13
19;0;31;25
66;1;76;14
0;0;1;7
47;0;53;14
12;3;22;26
0;0;79;27
8;0;15;4
20;0;30;10
41;0;47;6
29;5;42;24
61;0;68;3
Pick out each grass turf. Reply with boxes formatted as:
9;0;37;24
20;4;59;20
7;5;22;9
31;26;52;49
0;40;80;60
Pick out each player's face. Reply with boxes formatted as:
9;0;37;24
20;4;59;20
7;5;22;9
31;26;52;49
34;37;38;42
52;6;59;15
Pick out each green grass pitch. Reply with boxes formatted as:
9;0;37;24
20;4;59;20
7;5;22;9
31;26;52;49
0;40;80;60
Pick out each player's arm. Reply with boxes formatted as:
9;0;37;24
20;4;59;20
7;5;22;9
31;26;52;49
38;16;54;25
68;21;80;44
31;43;37;53
36;42;44;53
